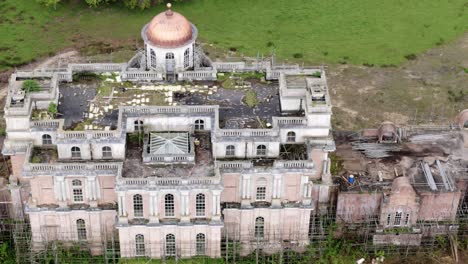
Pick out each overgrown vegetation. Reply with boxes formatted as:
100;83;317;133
37;0;171;10
22;80;41;92
329;152;344;175
48;102;57;115
243;89;258;108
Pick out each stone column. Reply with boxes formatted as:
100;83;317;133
241;175;252;208
87;176;98;208
180;191;190;223
55;177;68;208
271;174;282;208
118;193;128;224
149;192;159;224
212;190;221;222
301;176;312;206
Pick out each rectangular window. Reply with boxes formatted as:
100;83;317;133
394;212;402;226
404;213;410;226
386;213;391;226
73;189;83;202
256;187;266;200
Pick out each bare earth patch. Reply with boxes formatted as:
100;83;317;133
328;33;468;130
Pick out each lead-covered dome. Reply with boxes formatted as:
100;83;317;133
145;4;193;48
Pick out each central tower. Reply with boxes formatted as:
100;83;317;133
142;3;198;73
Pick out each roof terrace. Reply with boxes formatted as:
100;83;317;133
123;132;214;178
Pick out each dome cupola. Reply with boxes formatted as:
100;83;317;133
145;3;194;48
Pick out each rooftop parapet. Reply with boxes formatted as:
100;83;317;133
216;159;315;173
20;144;123;177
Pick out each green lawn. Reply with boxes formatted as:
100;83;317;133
0;0;467;70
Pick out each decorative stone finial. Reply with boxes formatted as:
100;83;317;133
165;3;173;16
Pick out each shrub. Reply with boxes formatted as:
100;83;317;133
48;102;57;115
293;53;303;58
22;80;40;92
243;89;258;108
404;53;417;60
311;71;321;78
266;41;274;47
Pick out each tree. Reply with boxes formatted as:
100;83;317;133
123;0;152;10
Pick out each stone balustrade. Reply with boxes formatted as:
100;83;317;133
216;161;253;170
215;129;278;138
23;161;122;177
178;70;217;81
273;117;307;127
56;130;122;141
273;160;314;169
121;71;163;81
142;154;195;164
69;63;126;73
117;176;221;188
121;105;218;115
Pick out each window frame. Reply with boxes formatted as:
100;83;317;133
133;194;144;218
134;120;143;132
42;134;52;145
287;131;296;143
256;186;266;201
194;119;205;130
71;146;81;159
183;48;190;68
150;49;157;68
102;146;112;159
195;233;206;256
76;219;87;240
195;193;205;217
256;145;267;156
135;234;145;256
165;194;175;217
255;216;265;239
166;234;176;256
226;145;235;157
72;180;83;202
394;212;402;226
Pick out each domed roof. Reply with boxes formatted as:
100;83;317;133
145;3;193;48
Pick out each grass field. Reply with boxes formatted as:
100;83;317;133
0;0;467;71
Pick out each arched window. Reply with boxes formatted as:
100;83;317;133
165;194;175;217
71;146;81;159
255;217;265;239
256;178;267;201
196;233;205;255
165;53;174;59
42;134;52;145
256;145;267;156
134;120;143;132
166;234;176;256
102;146;112;159
150;49;157;68
394;212;402;226
133;194;143;218
287;131;296;142
184;48;190;68
226;145;235;157
135;234;145;256
76;219;86;240
194;119;204;130
195;193;205;217
72;180;83;202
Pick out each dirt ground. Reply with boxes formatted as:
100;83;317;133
328;33;468;130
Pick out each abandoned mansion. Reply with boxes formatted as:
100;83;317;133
2;4;468;259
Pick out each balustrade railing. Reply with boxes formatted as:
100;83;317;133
216;129;278;138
